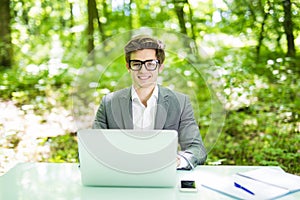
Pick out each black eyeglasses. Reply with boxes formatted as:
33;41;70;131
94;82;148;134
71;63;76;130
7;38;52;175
129;59;160;71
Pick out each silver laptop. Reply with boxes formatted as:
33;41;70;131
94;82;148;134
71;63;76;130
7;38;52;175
77;129;178;187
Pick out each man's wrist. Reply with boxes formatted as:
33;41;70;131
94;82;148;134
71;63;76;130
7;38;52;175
177;154;189;169
177;151;196;170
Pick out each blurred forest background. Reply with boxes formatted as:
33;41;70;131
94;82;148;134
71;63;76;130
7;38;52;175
0;0;299;175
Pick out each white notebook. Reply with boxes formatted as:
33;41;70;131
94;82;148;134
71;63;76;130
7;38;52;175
237;168;300;192
202;167;300;200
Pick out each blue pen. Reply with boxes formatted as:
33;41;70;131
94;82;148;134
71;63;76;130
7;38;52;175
234;182;255;195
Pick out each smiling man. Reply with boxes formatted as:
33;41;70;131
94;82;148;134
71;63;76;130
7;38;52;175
92;35;207;170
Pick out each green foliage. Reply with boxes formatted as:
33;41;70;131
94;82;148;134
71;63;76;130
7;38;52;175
0;64;74;113
209;104;300;174
1;0;299;175
207;49;300;175
41;133;78;163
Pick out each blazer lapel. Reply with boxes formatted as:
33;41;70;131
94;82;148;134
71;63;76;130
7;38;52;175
155;86;169;129
119;88;133;129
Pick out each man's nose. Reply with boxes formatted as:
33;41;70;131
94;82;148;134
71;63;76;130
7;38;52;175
139;63;148;72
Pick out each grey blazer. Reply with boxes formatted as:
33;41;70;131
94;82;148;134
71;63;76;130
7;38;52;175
92;85;207;167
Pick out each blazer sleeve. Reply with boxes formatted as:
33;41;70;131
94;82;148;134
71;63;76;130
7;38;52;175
92;95;108;129
177;95;207;167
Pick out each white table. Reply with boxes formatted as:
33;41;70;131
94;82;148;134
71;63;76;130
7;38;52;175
0;163;299;200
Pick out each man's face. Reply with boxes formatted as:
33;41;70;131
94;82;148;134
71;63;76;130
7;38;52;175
126;49;164;89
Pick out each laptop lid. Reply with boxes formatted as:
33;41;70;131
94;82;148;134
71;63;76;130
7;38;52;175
77;129;178;187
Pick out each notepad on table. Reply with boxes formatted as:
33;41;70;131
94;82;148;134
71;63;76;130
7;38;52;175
202;167;300;200
237;167;300;193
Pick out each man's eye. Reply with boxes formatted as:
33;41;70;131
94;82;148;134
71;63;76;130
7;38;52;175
147;63;155;67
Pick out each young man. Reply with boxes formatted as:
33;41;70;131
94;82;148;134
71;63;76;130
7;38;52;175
93;35;207;169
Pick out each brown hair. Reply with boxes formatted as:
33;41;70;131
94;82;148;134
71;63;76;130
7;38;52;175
124;35;165;64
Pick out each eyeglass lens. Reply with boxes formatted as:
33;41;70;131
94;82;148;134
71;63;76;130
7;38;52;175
129;60;159;71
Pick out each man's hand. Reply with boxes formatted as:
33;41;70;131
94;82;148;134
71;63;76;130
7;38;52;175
177;156;181;167
177;154;190;169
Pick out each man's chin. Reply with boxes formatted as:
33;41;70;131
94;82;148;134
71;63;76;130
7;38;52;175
135;81;156;89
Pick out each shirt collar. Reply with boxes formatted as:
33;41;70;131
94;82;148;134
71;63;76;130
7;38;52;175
131;85;158;101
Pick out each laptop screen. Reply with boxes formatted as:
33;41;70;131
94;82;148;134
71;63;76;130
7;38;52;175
78;129;178;187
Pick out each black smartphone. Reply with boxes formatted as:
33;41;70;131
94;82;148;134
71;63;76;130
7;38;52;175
179;180;197;192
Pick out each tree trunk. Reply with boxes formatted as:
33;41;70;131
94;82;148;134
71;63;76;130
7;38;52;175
128;0;133;30
282;0;296;57
87;0;106;53
69;2;74;28
173;0;187;35
0;0;12;67
92;0;106;42
102;0;108;19
256;10;268;62
87;0;95;53
186;0;198;54
256;0;271;62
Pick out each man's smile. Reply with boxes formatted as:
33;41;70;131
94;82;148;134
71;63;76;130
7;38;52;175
137;74;151;80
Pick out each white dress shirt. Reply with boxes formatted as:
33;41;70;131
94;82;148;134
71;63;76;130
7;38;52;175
131;85;190;169
131;85;158;130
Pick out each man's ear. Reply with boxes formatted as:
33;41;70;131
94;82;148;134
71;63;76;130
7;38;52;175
126;63;130;72
158;64;164;73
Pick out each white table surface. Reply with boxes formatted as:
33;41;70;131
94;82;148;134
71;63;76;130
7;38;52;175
0;162;299;200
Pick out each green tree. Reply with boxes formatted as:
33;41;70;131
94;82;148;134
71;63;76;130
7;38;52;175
0;0;12;67
1;0;299;175
282;0;296;57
